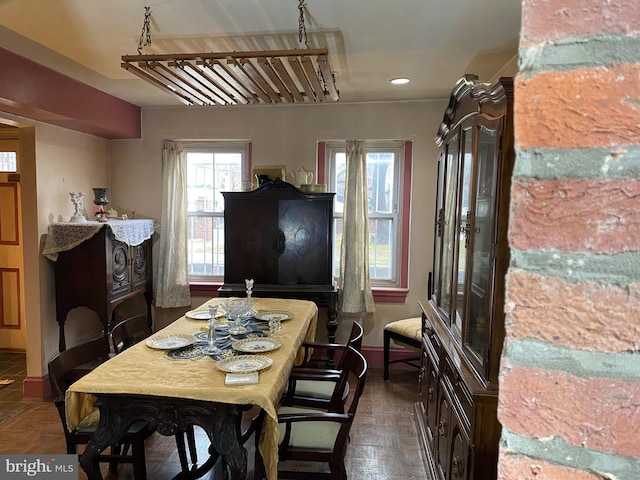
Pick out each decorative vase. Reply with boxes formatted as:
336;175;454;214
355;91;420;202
92;187;109;222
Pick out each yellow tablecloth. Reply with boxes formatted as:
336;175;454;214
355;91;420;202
66;297;318;480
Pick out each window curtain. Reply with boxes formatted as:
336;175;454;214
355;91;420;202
338;140;375;313
154;140;191;308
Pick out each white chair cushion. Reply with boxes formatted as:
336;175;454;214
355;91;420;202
286;379;335;400
277;406;340;450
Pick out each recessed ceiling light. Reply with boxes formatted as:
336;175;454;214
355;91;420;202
390;77;411;85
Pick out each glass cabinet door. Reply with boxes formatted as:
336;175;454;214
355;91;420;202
465;120;500;366
431;154;444;303
452;128;473;338
437;134;459;325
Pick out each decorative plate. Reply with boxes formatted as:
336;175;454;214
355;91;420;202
255;310;294;322
185;309;225;320
145;334;196;350
185;310;211;320
232;337;282;353
216;355;273;373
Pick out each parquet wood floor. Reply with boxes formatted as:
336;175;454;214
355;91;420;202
0;350;427;479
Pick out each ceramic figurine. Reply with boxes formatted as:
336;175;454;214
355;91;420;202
69;192;87;223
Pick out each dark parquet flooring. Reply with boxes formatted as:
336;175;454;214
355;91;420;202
0;350;427;479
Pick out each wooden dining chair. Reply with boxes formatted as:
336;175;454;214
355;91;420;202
260;346;368;480
109;314;198;473
110;313;152;354
281;321;363;412
383;317;422;380
48;336;152;480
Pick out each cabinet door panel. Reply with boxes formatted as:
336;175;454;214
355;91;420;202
224;198;279;284
452;128;473;339
437;134;459;325
132;243;149;288
278;199;332;285
110;237;131;299
436;382;452;480
465;119;501;372
450;425;471;480
419;345;439;449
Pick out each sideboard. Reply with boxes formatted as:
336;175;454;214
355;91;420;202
43;219;155;351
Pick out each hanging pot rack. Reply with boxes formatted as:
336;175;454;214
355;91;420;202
121;48;339;106
121;4;339;106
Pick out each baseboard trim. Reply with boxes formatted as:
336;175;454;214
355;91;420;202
362;345;421;369
24;375;50;400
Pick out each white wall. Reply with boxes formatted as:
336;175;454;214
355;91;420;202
110;99;447;347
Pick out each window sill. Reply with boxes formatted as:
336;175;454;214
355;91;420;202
190;283;409;304
190;282;223;298
372;287;409;304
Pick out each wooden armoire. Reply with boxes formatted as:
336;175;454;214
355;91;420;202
219;179;339;338
415;75;514;480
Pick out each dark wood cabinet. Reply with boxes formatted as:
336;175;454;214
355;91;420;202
51;221;153;351
415;75;514;480
219;179;338;338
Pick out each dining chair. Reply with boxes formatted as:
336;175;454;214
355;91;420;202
383;316;422;380
281;321;363;412
48;336;152;480
265;346;368;480
110;313;151;353
109;314;199;473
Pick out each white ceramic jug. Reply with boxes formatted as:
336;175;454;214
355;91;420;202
289;167;314;186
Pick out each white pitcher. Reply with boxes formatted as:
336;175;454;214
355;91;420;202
289;167;314;187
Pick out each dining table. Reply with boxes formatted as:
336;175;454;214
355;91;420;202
65;297;319;480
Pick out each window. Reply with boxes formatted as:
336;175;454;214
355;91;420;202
322;140;411;297
186;142;251;282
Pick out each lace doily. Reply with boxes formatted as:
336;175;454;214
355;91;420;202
42;219;156;261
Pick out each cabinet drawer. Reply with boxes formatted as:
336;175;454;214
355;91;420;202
442;358;474;432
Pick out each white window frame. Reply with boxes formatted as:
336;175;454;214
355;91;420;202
324;140;406;288
185;141;251;283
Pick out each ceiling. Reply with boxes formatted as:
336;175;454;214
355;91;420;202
0;0;521;108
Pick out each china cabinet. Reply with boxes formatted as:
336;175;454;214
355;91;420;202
219;179;338;339
415;75;514;480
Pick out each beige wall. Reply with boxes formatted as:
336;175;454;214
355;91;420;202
0;112;110;378
110;100;447;347
35;122;111;364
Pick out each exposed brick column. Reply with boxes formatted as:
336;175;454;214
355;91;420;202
499;1;640;479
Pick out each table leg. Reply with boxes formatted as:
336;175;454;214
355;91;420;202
79;397;130;480
78;395;249;480
327;291;338;344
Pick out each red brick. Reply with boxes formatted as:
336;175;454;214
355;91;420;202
521;0;640;46
505;271;640;354
499;452;605;480
509;177;640;253
498;365;640;458
515;66;640;150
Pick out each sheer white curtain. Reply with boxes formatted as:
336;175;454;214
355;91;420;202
154;140;191;308
339;140;375;313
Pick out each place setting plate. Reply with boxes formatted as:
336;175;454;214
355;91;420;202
185;309;225;320
232;337;282;353
217;355;273;373
254;310;294;322
146;334;196;350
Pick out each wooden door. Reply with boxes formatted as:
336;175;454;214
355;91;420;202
0;135;26;350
